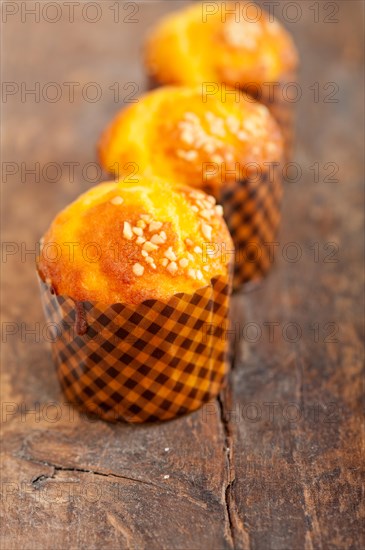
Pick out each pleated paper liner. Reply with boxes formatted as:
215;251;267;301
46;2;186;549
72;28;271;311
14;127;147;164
202;164;283;291
38;270;232;423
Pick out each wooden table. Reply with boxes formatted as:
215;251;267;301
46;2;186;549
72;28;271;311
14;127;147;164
1;1;364;548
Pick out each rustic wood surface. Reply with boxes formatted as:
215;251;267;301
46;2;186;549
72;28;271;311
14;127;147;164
1;1;364;549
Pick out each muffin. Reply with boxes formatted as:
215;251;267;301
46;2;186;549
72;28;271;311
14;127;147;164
144;1;298;156
37;177;233;423
98;86;284;288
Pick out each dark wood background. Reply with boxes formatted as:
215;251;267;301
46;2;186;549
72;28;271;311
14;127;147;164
1;1;364;548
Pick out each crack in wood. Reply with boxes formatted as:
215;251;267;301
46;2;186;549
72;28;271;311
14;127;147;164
31;473;52;488
25;456;162;489
217;391;236;550
22;453;212;512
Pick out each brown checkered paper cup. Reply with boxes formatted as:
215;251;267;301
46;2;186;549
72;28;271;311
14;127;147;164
203;164;283;291
38;272;232;423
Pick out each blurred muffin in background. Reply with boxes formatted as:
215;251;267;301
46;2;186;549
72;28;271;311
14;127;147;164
144;1;298;156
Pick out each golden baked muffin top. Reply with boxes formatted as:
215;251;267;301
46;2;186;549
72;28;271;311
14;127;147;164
99;86;283;190
37;178;233;305
145;2;298;89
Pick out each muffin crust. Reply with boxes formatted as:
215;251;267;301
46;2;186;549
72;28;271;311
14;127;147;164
38;178;233;304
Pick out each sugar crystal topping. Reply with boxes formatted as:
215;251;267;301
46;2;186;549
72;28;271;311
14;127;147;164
119;189;225;280
174;107;277;172
223;18;263;50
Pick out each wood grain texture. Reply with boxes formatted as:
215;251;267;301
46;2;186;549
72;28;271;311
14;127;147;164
1;1;364;549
